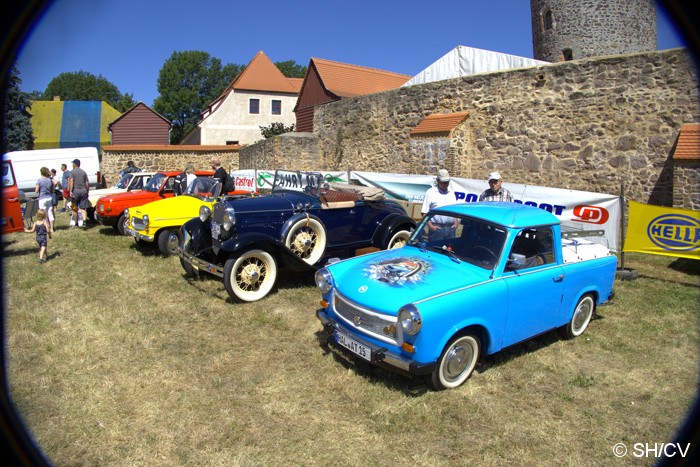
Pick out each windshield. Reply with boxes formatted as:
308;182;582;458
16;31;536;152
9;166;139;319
114;173;133;189
185;177;220;199
408;212;507;270
271;170;324;194
144;173;167;192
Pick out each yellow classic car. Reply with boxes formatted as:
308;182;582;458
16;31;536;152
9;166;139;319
125;176;251;256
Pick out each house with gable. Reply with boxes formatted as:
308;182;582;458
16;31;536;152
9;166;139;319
294;58;412;132
108;102;171;145
181;51;303;146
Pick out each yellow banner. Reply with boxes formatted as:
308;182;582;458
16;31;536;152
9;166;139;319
624;201;700;260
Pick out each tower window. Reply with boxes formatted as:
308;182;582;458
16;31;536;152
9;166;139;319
543;9;554;31
562;48;574;61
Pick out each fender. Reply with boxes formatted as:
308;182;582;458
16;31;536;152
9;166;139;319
218;231;316;271
181;217;212;256
372;213;417;249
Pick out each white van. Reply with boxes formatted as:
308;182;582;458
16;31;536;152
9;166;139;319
2;147;101;199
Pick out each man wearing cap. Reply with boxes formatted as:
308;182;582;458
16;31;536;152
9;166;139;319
421;169;459;241
479;172;514;202
68;159;89;228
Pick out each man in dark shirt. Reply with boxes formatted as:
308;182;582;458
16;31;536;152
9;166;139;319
68;159;89;228
210;157;233;193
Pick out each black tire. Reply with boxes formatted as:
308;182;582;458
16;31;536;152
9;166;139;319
616;268;639;281
563;293;595;339
284;217;327;265
117;213;128;236
429;334;480;390
157;229;180;257
223;249;278;302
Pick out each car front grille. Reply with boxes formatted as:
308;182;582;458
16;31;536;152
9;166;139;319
333;291;398;345
132;217;147;230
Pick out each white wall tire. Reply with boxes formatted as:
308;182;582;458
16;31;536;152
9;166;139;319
284;217;326;265
430;334;480;390
386;229;411;249
223;249;277;302
564;294;595;339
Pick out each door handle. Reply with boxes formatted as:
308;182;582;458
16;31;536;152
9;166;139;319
553;274;564;282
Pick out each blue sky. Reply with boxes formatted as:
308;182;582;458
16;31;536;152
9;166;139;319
15;0;686;107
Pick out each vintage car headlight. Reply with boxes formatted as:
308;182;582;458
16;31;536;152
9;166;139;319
398;304;422;336
222;210;235;231
199;206;211;222
98;204;104;213
315;268;333;293
123;208;129;219
142;214;149;228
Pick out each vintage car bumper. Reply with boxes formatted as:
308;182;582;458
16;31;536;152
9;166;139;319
126;227;154;242
179;245;225;278
316;308;436;376
95;213;117;227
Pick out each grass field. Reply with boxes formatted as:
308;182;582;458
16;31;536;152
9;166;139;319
3;211;699;465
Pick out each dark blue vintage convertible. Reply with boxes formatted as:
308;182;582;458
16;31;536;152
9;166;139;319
178;171;416;302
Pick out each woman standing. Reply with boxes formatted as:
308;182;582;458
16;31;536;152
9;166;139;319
35;167;55;233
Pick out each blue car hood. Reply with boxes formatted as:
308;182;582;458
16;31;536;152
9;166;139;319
223;191;306;213
329;247;493;313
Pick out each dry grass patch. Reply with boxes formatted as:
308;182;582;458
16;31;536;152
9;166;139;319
3;214;699;465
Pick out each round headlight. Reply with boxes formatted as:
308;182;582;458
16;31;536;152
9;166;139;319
123;208;129;218
315;268;333;293
222;211;235;231
199;206;211;222
398;304;422;336
142;214;149;227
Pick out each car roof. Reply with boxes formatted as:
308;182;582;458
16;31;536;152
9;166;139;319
434;202;560;228
155;170;215;177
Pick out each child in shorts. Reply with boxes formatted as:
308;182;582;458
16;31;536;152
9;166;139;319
24;209;52;263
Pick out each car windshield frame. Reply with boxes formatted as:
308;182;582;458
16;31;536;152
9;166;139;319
184;177;221;200
271;170;324;194
114;173;133;189
144;173;167;193
407;211;508;270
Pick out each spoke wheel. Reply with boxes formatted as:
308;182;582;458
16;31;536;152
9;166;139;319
223;249;277;302
386;229;411;249
429;334;480;390
285;217;327;265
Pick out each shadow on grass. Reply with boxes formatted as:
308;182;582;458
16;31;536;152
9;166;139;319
669;258;700;276
313;314;608;396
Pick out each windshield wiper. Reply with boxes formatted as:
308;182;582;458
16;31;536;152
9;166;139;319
441;245;461;263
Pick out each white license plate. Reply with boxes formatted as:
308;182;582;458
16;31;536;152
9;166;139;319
335;331;372;361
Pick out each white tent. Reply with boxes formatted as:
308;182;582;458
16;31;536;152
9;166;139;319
403;45;549;87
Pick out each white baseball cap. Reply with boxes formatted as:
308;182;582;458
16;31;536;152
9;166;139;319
487;172;502;181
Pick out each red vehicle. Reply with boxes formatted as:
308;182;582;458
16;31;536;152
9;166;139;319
95;170;214;235
1;157;25;234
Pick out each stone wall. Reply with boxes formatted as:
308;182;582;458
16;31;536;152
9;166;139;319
674;161;700;211
100;146;240;186
239;132;319;171
240;48;699;207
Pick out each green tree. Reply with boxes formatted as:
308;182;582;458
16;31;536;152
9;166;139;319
2;66;34;151
154;51;242;144
41;70;135;112
274;60;307;78
259;122;295;139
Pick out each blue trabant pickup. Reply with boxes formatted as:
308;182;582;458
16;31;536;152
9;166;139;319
315;202;617;390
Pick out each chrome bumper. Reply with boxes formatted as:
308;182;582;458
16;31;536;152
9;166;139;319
126;227;154;242
316;308;435;376
178;246;225;278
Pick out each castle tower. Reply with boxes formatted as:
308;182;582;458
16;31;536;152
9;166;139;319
531;0;658;62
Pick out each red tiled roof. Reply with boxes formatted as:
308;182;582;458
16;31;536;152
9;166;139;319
410;112;470;136
232;51;300;93
673;123;700;160
311;58;411;98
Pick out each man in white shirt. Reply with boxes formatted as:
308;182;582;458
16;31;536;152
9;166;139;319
421;169;458;241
